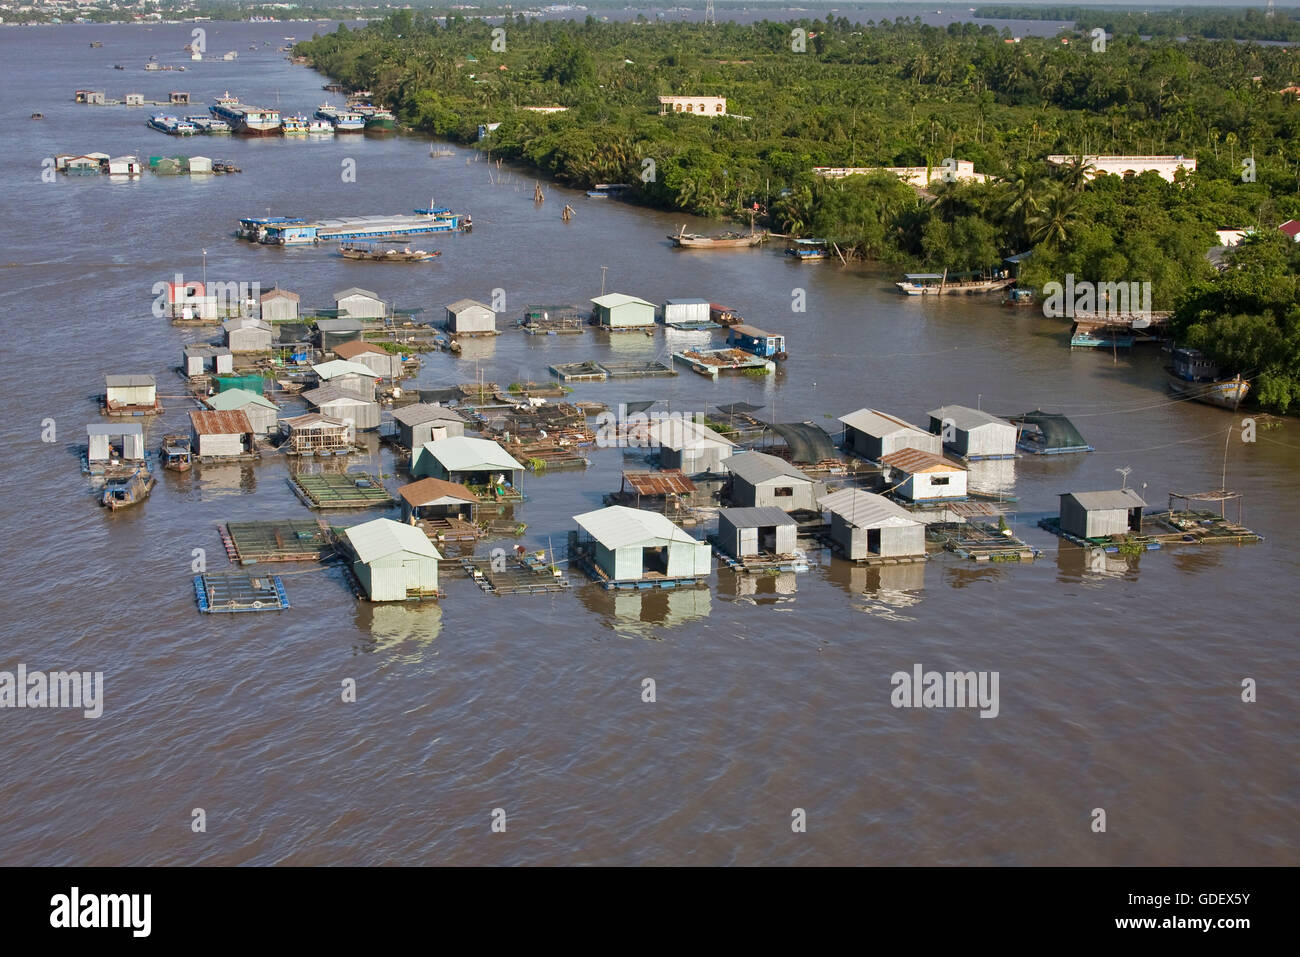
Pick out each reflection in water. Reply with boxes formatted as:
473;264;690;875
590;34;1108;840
717;568;800;602
354;600;444;656
1053;542;1142;583
196;462;257;497
583;585;712;636
1170;548;1223;575
455;336;497;361
966;458;1017;499
825;559;926;619
942;564;1010;589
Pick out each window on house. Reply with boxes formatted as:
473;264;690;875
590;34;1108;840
685;103;693;112
774;487;793;497
932;476;950;486
716;104;724;112
698;104;706;112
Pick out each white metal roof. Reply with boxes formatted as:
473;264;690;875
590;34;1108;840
1064;489;1147;510
312;359;380;380
105;374;155;388
420;436;524;473
343;518;442;563
648;417;736;450
818;488;921;529
333;287;381;301
724;450;811;484
838;408;929;438
206;388;277;411
392;403;465;426
591;293;654;309
926;405;1015;432
447;298;493;314
574;505;700;548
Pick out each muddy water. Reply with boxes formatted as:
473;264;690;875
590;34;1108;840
0;22;1296;866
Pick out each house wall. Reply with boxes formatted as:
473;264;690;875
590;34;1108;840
879;523;926;557
961;423;1017;458
830;513;867;560
352;352;402;379
670;443;731;475
880;429;942;458
665;539;711;578
663;301;710;324
753;476;821;511
228;328;272;352
600;303;655;327
321;373;376;399
404;421;458;449
238;404;278;435
900;470;966;502
336;295;385;319
321;399;380;431
107;385;155;406
195;431;245;457
357;553;438;601
260;297;298;322
88;434;110;461
447;305;496;333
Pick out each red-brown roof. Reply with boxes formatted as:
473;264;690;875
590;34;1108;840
260;288;300;302
398;477;478;506
189;409;253;435
331;340;386;360
1279;220;1300;239
879;447;965;473
622;470;696;496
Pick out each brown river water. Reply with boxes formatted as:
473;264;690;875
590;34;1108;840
0;21;1296;866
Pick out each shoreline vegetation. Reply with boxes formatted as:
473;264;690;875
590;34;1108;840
294;13;1300;408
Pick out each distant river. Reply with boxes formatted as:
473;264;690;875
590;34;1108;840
0;21;1295;866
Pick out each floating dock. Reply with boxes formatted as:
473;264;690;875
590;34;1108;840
550;361;607;382
567;540;708;591
460;555;571;595
194;573;289;613
220;519;334;563
1039;510;1262;549
708;537;810;573
927;521;1039;562
672;348;773;378
289;471;393;509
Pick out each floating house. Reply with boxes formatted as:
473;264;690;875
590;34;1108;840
398;477;478;524
87;423;145;463
1058;489;1146;539
838;408;942;460
725;451;824;511
341;518;442;602
1012;410;1093;455
206;387;278;435
314;317;365;350
311;359;380;399
223;316;273;353
104;374;160;415
591;293;655;329
279;412;353;454
189;409;255;459
573;505;711;584
412;436;525;489
820;488;926;561
927;405;1018;460
392;403;467;449
648;418;735;474
300;385;381;431
188;156;213;174
259;287;300;322
445;298;496;335
107;155;143;176
662;298;711;326
182;344;233;378
65;155;102;174
717;507;798;561
726;324;787;359
331;340;403;379
878;448;968;503
124;93;144;106
333;287;386;321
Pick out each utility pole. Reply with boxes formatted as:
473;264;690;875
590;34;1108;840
705;0;715;26
600;265;608;297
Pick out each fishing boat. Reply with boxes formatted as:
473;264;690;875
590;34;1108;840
669;224;767;248
100;467;156;510
1004;287;1035;307
147;113;196;135
160;434;194;472
281;115;309;135
430;146;455;157
896;268;1014;295
364;108;397;133
210;92;281;135
586;183;630;199
339;242;440;262
786;238;830;261
31;112;43;120
307;118;334;134
1166;347;1250;410
316;103;364;132
187;114;230;133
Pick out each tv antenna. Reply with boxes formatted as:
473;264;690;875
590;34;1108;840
1116;466;1132;489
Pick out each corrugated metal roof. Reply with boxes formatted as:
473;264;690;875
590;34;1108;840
1064;489;1147;510
189;409;253;435
591;293;654;309
222;317;271;332
184;344;232;357
818;488;921;529
574;505;699;548
343;517;442;563
331;340;386;360
718;506;797;528
301;385;376;406
879;448;965;473
260;288;300;301
623;470;695;495
333;287;380;301
838;408;928;438
447;298;493;314
314;318;365;332
313;359;380;380
207;388;277;411
280;412;349;430
926;405;1015;432
105;374;155;388
664;298;709;305
728;323;776;339
398;477;478;507
725;451;812;484
392;403;465;427
87;423;143;436
647;417;736;450
420;436;524;473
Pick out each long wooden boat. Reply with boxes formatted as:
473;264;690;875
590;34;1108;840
339;242;440;262
101;467;156;509
897;268;1015;296
1166;347;1250;410
669;225;767;248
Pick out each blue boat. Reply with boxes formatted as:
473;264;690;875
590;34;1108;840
726;323;787;359
786;238;829;261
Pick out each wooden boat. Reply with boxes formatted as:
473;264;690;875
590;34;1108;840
669;224;767;248
1004;287;1035;307
430;146;454;157
100;467;156;509
161;434;194;472
1166;348;1250;410
340;242;440;262
30;112;43;120
786;238;830;261
897;268;1014;296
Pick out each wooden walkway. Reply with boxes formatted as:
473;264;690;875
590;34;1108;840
459;556;571;595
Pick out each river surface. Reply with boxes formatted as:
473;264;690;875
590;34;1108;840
1;21;1296;866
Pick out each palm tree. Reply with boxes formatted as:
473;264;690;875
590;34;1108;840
1029;186;1077;250
1057;155;1096;193
998;164;1043;245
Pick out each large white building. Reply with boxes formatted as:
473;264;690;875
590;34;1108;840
1045;154;1196;183
814;160;991;187
659;95;727;116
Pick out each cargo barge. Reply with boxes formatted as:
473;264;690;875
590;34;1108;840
237;205;465;245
